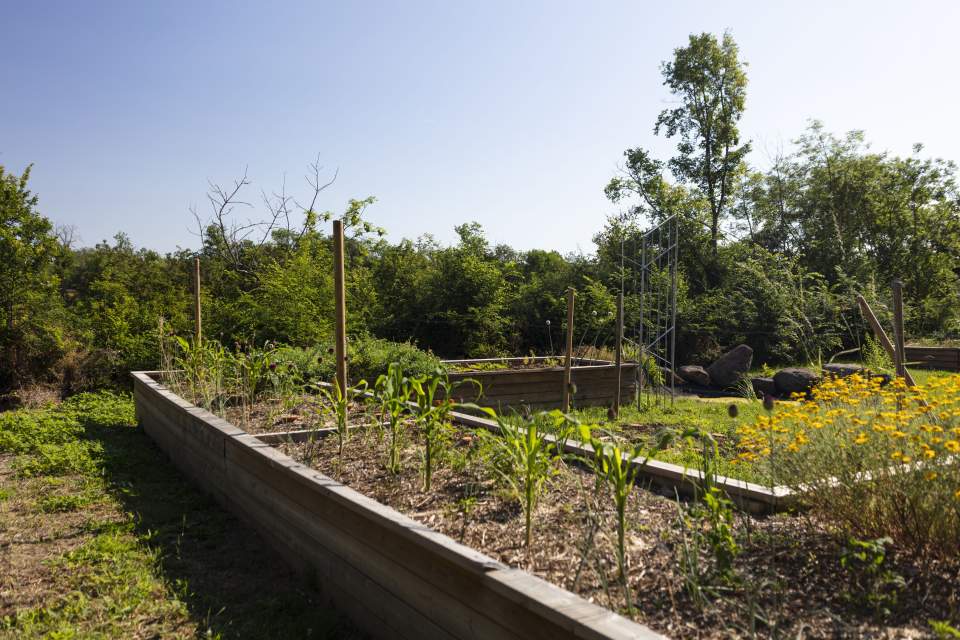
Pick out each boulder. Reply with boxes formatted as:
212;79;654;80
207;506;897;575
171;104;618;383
659;367;686;387
677;365;711;387
823;363;864;378
751;376;777;398
774;367;820;396
706;345;754;388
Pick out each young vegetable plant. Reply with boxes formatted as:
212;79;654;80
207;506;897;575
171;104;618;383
409;367;463;491
486;413;560;547
171;335;231;415
683;426;739;577
374;362;413;474
312;379;368;456
581;427;673;613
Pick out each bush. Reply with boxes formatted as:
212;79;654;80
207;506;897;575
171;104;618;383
350;336;440;382
275;336;439;386
0;391;135;455
737;374;960;558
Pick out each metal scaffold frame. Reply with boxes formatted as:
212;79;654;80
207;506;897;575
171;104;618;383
620;214;679;407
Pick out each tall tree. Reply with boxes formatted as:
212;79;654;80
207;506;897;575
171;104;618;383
607;31;750;255
658;31;749;250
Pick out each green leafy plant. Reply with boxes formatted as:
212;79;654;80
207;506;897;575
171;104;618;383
580;428;672;612
312;379;368;456
409;367;471;490
373;362;413;474
485;413;560;547
862;334;894;374
167;336;232;415
840;536;905;617
685;427;740;577
929;620;960;639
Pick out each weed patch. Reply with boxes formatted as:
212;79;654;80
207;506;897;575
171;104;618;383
0;392;360;639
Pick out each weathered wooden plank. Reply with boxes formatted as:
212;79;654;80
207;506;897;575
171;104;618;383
485;569;666;640
222;462;501;640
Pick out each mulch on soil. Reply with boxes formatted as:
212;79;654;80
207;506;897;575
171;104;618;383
273;418;959;640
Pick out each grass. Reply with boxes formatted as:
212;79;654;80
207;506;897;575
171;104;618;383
566;395;773;483
0;391;362;639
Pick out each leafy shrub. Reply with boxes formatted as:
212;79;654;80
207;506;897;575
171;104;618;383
276;336;439;386
350;337;440;382
737;373;960;557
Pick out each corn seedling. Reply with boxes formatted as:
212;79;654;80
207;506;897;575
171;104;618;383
485;413;559;547
169;335;231;416
374;362;413;474
581;428;673;614
410;367;463;490
312;379;368;456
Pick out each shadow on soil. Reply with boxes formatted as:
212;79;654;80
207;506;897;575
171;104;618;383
84;416;365;640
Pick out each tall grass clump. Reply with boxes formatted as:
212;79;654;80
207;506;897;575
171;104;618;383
736;372;960;558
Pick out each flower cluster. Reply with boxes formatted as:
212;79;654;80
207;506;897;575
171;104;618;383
735;372;960;555
737;374;960;480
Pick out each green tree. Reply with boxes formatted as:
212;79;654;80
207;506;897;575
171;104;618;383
607;31;750;257
0;164;66;388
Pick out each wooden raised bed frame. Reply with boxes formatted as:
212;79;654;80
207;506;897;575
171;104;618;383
132;371;665;640
443;357;639;411
904;345;960;371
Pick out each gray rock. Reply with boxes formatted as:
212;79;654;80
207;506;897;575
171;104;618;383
751;376;777;398
660;367;686;386
774;367;820;395
677;365;711;387
706;345;754;388
823;363;864;378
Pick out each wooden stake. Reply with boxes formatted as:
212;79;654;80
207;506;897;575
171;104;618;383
613;292;624;417
193;256;202;346
333;220;348;394
892;280;906;379
562;288;575;412
856;294;916;387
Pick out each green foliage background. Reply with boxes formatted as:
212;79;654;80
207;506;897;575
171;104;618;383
3;32;960;393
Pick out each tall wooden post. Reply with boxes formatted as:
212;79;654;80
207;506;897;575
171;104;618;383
333;220;348;394
193;256;202;346
613;292;624;417
892;280;906;379
562;288;575;412
856;293;916;387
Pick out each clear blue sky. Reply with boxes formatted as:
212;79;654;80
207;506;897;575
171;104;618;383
3;0;959;254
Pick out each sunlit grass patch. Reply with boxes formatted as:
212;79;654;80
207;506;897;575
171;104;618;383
0;391;359;640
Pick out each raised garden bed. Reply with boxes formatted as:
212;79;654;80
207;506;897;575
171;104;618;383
905;345;960;371
442;356;639;411
135;369;960;639
132;371;663;640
